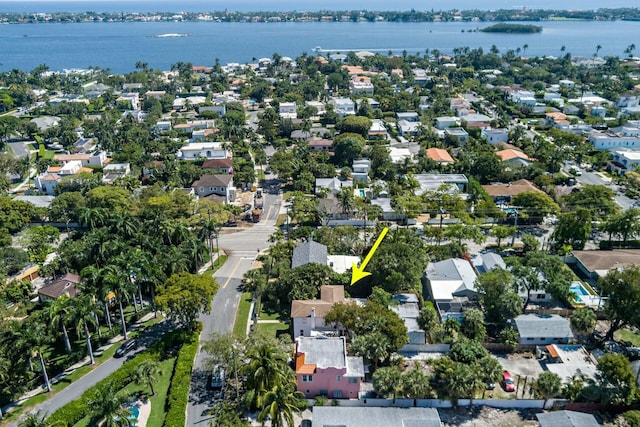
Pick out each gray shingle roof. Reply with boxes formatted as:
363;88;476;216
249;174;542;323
292;239;328;269
312;407;441;427
514;314;574;340
536;410;599;427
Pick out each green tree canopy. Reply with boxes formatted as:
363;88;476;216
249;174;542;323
155;272;219;328
599;266;640;339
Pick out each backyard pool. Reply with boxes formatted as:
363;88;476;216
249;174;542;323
569;281;600;307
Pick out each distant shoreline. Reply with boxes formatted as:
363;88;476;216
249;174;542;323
1;7;640;25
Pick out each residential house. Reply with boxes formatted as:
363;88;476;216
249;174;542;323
145;90;167;100
356;98;380;111
509;89;537;106
102;163;130;184
444;127;469;144
397;120;421;137
307;136;333;152
13;195;56;209
295;336;364;399
291;285;348;337
435;116;459;130
610;148;640;173
412;69;429;86
425;148;454;165
327;255;360;275
199;104;226;117
38;273;81;302
202;158;233;174
312;407;442;427
513;314;574;345
422;258;478;322
306;100;326;115
537;411;599;427
352;158;371;183
153;121;172;132
543;344;597;384
292;239;329;269
390;293;425;346
496;148;532;167
460;113;491;128
178;142;229;160
482;179;543;203
35;160;93;195
589;120;640;150
54;151;108;167
472;252;506;274
388;146;413;164
559;79;576;88
368;119;388;140
329;98;356;117
279;102;297;119
563;105;580;115
568;249;640;282
481;128;509;144
116;92;139;110
349;76;374;95
397;112;419;122
191;174;234;203
414;174;468;195
315;177;353;197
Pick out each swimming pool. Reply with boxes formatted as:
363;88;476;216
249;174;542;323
570;282;590;304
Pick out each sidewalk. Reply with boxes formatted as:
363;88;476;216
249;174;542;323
2;310;157;415
197;251;222;274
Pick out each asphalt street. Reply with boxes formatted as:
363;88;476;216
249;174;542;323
185;191;280;427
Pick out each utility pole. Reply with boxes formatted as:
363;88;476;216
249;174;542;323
509;206;523;247
207;209;215;268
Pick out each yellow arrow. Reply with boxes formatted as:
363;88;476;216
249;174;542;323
351;227;389;285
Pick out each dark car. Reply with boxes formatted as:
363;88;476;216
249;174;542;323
114;339;138;358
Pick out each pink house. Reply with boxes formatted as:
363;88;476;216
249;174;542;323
295;336;364;399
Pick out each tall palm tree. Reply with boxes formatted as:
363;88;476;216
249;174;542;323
71;294;101;365
88;384;133;427
134;359;162;396
44;295;73;355
402;363;431;404
18;321;52;393
0;356;10;420
257;382;306;427
81;265;113;331
102;264;134;340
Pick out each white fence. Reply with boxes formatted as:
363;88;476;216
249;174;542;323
310;398;560;410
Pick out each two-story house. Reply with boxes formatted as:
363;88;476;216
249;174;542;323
191;174;234;203
295;336;364;399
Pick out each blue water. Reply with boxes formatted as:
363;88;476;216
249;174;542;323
3;1;640;14
1;19;639;73
570;282;589;303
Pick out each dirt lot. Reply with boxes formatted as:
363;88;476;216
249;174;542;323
440;407;541;427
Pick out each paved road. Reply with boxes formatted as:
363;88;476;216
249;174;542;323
6;320;174;427
7;141;30;158
568;167;636;210
186;190;280;427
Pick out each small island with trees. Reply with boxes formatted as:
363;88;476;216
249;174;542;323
480;23;543;33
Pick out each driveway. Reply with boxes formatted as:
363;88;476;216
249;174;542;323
7;141;31;158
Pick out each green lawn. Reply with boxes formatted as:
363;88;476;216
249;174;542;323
255;321;290;340
615;328;640;347
275;213;287;227
201;255;228;274
72;357;177;427
233;292;253;339
258;308;282;321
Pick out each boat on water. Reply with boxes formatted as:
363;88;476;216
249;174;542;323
149;33;192;38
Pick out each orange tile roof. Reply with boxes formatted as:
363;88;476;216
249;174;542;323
496;149;530;162
47;166;62;173
295;353;317;374
41;173;60;181
79;167;93;173
426;147;454;163
482;179;543;197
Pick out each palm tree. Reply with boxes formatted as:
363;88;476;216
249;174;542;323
81;265;113;331
534;371;562;408
17;411;50;427
102;264;133;340
372;366;403;403
18;322;52;392
402;363;431;405
244;342;289;411
134;359;162;396
44;295;73;355
88;384;133;427
596;44;602;57
257;382;306;427
71;294;102;365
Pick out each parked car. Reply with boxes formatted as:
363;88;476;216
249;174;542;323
501;371;515;392
210;365;225;389
114;339;138;358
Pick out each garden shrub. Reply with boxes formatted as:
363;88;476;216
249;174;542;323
163;327;199;427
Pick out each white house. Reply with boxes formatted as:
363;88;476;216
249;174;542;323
513;314;574;345
279;102;298;119
611;148;640;173
352;158;371;183
191;174;234;203
422;258;478;322
178;142;229;160
481;128;509;144
444;127;469;144
589;123;640;150
291;285;349;337
397;120;421;137
435;116;459;130
329;98;355;117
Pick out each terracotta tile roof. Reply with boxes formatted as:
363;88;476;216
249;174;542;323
295;353;316;374
53;153;90;161
78;167;93;173
47;166;62;173
41;173;61;181
202;158;233;169
426;148;454;163
496;149;530;162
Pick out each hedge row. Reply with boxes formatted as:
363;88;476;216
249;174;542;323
46;329;188;426
162;330;199;427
